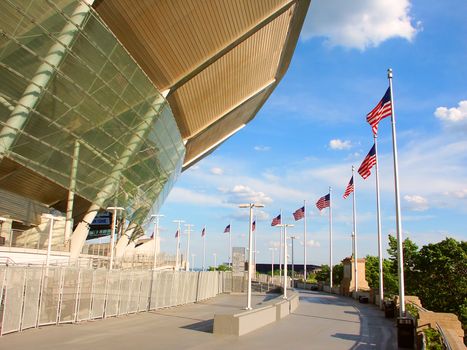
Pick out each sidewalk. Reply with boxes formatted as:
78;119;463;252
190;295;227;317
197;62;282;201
0;291;397;350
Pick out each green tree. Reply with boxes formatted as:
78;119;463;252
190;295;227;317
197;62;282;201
315;264;330;283
387;234;419;295
414;238;467;329
333;263;344;286
365;255;399;297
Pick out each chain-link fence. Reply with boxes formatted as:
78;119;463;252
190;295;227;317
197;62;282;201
0;266;236;336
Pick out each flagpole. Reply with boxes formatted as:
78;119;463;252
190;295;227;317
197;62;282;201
173;219;184;271
329;186;333;289
203;226;206;271
303;200;307;282
388;68;405;317
374;135;384;308
352;166;358;297
279;209;283;281
254;215;257;274
229;222;232;268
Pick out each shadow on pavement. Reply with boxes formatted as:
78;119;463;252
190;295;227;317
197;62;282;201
180;319;214;333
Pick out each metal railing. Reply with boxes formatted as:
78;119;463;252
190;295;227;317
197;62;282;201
0;265;235;336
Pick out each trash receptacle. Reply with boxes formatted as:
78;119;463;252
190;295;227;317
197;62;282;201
397;317;415;349
384;300;395;318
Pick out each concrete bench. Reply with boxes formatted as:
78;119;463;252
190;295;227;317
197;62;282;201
213;292;300;336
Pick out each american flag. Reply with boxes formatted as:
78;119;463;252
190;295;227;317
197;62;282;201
271;214;281;226
316;194;330;211
358;144;377;179
343;176;354;199
252;220;256;232
224;224;230;233
293;206;305;221
201;227;206;237
175;229;179;238
366;87;392;135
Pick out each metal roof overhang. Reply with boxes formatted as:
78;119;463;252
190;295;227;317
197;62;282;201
94;0;310;170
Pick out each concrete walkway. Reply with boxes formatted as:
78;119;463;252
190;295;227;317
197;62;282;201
0;290;398;349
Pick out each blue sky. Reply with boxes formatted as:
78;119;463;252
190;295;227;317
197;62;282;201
157;0;467;268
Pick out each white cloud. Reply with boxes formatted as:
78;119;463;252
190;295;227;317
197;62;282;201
269;241;281;249
435;100;467;122
166;187;230;207
254;146;271;152
302;0;419;50
404;194;429;211
210;167;224;175
307;240;321;248
221;185;273;205
329;139;352;150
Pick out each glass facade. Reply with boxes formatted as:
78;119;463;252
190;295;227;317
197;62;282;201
0;0;185;226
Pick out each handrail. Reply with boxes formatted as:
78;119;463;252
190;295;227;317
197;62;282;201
0;256;16;265
436;322;453;350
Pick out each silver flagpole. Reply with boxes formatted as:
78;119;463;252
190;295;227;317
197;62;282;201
229;222;232;268
303;200;307;282
388;68;405;317
203;226;206;271
329;186;333;289
352;166;358;297
374;135;384;308
279;209;283;281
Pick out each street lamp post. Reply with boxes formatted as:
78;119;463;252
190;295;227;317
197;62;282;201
43;214;65;267
150;214;164;270
290;236;298;286
239;203;264;310
184;224;194;271
278;224;294;299
107;206;124;270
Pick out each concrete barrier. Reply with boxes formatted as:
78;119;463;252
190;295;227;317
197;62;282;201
214;304;277;336
214;292;300;336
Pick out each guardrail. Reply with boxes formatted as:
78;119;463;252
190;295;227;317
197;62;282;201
0;265;235;336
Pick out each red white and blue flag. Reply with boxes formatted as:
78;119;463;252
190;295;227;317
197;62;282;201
316;194;330;211
271;214;281;226
175;230;179;238
201;227;206;237
224;224;230;233
293;206;305;221
366;87;392;135
358;144;377;179
343;176;354;199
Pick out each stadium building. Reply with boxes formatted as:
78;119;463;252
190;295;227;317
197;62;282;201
0;0;309;265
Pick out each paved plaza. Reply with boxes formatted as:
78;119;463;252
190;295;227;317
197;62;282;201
0;290;398;350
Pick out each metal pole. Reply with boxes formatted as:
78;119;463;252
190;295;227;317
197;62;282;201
291;236;295;286
374;135;385;308
45;217;55;268
329;186;333;289
151;215;163;270
203;228;206;271
279;209;283;281
229;222;232;268
173;220;184;271
352;166;358;296
185;224;194;271
388;68;405;317
247;204;254;310
304;200;307;282
107;207;123;270
65;140;80;246
282;225;289;299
